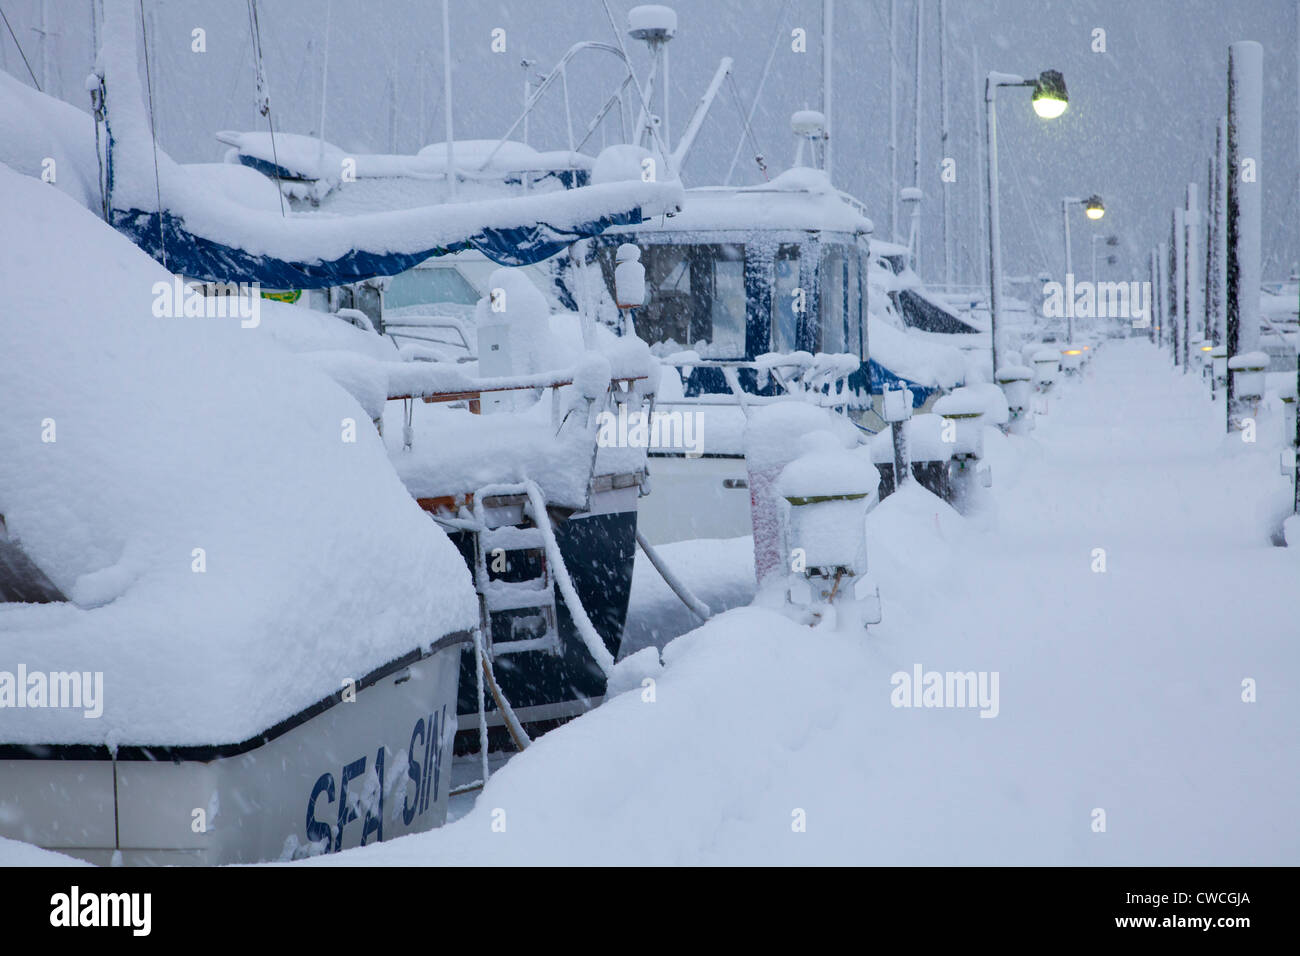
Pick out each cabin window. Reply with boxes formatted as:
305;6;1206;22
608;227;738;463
819;246;846;354
710;245;747;358
640;245;698;349
599;243;747;358
848;251;863;357
771;245;800;354
385;266;480;309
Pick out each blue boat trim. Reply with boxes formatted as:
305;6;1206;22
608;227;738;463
0;630;473;763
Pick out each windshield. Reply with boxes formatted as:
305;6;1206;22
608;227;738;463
597;242;747;358
385;265;481;310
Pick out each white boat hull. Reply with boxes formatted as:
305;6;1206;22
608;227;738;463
0;636;466;865
638;454;753;545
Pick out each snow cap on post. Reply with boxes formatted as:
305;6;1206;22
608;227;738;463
614;243;646;308
745;403;857;589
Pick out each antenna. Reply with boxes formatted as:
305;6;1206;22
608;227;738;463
791;109;826;169
627;5;677;151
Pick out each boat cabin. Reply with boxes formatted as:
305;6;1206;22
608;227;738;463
579;167;874;402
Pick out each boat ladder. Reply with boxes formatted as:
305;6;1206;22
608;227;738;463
471;489;561;658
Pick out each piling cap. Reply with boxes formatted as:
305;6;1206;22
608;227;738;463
778;442;878;502
1227;351;1269;371
933;392;986;419
934;383;1009;426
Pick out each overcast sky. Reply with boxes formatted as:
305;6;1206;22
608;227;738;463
4;0;1296;285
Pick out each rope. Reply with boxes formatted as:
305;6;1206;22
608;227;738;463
725;72;768;182
723;0;790;185
635;530;711;621
480;651;531;752
0;4;40;90
138;0;166;268
471;625;491;787
599;0;672;174
246;0;286;217
517;479;616;678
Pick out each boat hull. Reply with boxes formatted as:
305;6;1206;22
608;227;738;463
637;453;753;545
0;637;465;865
453;484;638;741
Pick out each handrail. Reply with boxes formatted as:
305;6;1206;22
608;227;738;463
388;373;647;405
480;41;633;172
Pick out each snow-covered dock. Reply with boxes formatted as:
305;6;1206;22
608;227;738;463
293;341;1300;865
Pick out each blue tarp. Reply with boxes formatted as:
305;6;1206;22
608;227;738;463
867;358;940;407
111;206;645;289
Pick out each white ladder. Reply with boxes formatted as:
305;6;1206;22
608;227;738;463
471;491;560;658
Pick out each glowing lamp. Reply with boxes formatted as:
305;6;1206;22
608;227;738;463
1031;70;1068;119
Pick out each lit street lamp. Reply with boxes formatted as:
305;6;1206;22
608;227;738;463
1061;193;1104;341
985;69;1068;377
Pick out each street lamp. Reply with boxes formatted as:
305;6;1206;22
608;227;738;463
1030;70;1069;119
1061;193;1104;341
985;69;1068;378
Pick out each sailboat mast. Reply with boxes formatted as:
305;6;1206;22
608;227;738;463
316;0;331;176
823;0;833;180
912;0;924;273
889;0;898;241
441;0;457;198
973;43;987;292
939;0;951;290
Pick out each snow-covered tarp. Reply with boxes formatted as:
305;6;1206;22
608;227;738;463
218;131;593;188
867;317;966;402
0;163;478;747
90;3;682;288
622;166;871;236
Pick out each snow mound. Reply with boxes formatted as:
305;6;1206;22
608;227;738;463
0;70;99;210
0;835;93;867
868;317;965;388
591;144;656;186
0;163;477;747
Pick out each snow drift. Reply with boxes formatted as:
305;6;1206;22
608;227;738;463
0;163;478;746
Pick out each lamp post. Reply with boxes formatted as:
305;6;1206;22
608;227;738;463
985;69;1067;378
1061;193;1104;341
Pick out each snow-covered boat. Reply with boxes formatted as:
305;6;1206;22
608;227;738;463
0;0;678;863
565;124;964;544
0;161;478;864
184;47;683;744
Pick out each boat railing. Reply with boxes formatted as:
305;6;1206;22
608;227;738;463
659;352;861;415
481;41;636;168
383;313;475;361
385;363;649;443
384;363;651;517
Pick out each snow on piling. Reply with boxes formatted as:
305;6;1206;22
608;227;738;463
743;403;859;591
776;435;878;575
